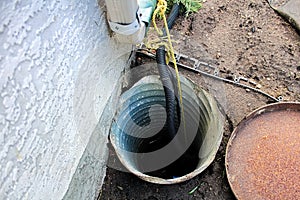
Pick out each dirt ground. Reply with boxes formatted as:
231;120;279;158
100;0;300;199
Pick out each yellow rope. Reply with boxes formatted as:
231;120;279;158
152;0;186;140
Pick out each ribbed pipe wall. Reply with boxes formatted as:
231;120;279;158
110;74;224;184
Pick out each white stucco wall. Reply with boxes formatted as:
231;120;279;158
0;0;131;199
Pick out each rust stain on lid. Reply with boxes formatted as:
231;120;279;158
226;102;300;200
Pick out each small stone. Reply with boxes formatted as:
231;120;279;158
117;186;123;191
256;84;262;89
246;88;250;92
249;78;257;85
266;77;271;81
287;85;294;92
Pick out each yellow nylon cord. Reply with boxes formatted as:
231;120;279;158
152;0;186;140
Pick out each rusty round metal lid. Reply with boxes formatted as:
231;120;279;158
226;102;300;200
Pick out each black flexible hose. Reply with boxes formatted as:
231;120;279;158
166;4;181;30
156;3;180;140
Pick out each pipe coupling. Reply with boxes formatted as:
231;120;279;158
108;8;142;36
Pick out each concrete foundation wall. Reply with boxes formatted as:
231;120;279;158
0;0;130;199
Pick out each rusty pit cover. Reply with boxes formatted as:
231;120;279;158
226;102;300;200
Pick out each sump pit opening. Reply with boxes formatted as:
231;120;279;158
132;85;205;179
110;73;224;184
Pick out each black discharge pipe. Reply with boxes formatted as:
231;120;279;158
151;4;202;179
156;4;181;141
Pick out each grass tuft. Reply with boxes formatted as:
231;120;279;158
167;0;202;16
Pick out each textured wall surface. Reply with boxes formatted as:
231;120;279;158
0;0;130;199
